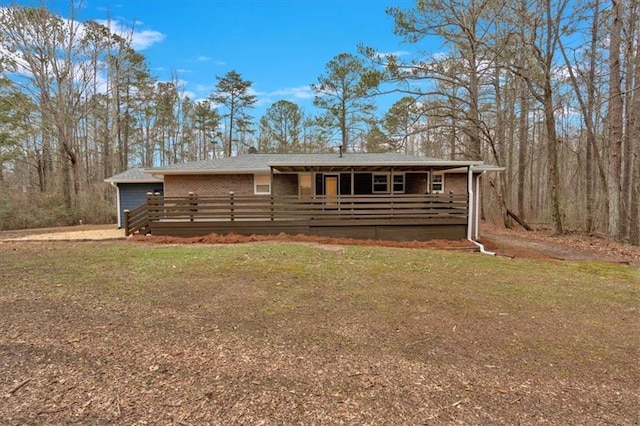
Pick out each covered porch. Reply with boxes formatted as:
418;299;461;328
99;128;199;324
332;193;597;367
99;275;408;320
123;154;496;242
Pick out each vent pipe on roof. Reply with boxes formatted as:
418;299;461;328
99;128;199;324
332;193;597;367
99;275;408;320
339;145;343;158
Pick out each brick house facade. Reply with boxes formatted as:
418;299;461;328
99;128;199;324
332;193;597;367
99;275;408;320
163;171;467;198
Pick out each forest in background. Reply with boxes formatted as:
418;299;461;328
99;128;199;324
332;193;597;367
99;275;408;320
0;0;638;245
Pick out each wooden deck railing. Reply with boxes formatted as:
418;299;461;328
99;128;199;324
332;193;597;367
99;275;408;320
138;193;467;226
124;201;150;236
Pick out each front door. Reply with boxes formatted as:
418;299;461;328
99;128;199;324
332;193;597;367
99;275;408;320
324;175;338;206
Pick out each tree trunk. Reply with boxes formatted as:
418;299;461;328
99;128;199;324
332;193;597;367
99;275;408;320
467;46;482;161
517;87;529;219
543;87;563;235
492;65;512;228
58;133;72;210
620;8;637;240
629;22;640;245
607;0;623;239
542;0;564;235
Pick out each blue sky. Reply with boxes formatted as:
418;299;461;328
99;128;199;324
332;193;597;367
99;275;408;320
16;0;426;118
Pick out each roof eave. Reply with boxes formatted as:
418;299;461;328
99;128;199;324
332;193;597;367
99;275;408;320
104;178;163;183
268;160;484;168
146;168;272;175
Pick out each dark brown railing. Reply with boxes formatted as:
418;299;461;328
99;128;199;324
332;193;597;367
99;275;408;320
124;201;150;236
136;193;467;227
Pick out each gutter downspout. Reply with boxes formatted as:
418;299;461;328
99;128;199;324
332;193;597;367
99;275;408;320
467;165;495;256
475;171;484;240
109;181;122;228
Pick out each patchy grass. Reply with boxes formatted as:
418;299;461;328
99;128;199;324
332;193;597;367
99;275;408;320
0;240;638;424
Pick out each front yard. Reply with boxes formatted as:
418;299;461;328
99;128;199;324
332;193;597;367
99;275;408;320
1;240;637;424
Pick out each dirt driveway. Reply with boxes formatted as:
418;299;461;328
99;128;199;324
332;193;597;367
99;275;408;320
0;224;125;242
480;224;640;266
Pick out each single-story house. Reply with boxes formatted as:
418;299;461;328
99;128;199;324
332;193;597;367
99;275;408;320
108;153;502;242
104;168;164;228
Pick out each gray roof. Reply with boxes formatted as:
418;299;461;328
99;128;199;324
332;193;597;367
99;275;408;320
104;167;163;183
147;153;486;175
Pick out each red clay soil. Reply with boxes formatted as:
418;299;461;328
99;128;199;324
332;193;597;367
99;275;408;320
132;232;477;250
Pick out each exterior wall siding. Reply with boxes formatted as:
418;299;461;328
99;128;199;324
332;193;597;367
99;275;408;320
118;182;164;228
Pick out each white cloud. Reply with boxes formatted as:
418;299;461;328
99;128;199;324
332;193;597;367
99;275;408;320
249;85;316;109
196;55;225;65
95;19;165;50
373;50;411;59
268;85;315;100
130;28;165;50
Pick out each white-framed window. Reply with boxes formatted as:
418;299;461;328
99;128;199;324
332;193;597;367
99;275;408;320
254;174;271;194
372;173;389;193
431;173;444;193
392;173;405;193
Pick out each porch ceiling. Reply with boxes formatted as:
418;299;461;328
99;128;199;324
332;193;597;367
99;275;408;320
268;156;482;174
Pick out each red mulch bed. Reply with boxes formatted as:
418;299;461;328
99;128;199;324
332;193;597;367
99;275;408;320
132;232;477;250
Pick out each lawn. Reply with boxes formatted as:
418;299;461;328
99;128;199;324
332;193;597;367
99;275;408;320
1;240;638;424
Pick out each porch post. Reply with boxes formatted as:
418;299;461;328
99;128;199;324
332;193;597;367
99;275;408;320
391;167;394;195
351;167;354;195
311;168;316;198
123;209;130;235
269;166;274;195
146;192;155;221
188;192;197;222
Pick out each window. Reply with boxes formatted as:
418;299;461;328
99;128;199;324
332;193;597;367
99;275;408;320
373;173;389;193
392;173;405;193
254;174;271;194
431;173;444;193
299;173;312;197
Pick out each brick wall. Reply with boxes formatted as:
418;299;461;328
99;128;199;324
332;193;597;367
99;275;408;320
402;172;469;195
444;173;469;194
164;174;254;197
406;172;428;194
164;173;300;197
163;171;475;197
273;174;298;195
